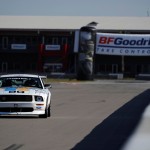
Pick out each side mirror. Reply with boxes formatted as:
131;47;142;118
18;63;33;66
44;84;52;89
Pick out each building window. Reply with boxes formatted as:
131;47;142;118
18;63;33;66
45;37;52;44
52;37;58;45
62;37;68;45
2;37;8;49
13;36;22;44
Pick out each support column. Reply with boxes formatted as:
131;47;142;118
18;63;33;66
122;55;124;74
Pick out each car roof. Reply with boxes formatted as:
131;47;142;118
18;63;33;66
0;74;40;78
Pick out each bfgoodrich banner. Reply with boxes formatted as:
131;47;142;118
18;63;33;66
96;33;150;56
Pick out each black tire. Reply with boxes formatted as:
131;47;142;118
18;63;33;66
39;108;48;118
48;105;51;117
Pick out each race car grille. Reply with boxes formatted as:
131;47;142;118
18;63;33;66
0;107;33;112
0;95;32;102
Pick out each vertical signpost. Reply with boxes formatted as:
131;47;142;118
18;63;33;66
77;26;96;80
121;55;124;75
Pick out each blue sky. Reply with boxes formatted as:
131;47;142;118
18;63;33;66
0;0;149;16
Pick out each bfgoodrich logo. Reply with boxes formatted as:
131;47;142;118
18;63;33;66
99;37;150;47
96;33;150;56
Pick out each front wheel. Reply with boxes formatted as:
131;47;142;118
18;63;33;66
48;105;51;117
39;107;48;118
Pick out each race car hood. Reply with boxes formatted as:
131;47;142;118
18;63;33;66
0;87;47;95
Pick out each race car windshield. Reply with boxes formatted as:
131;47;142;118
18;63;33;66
0;77;42;88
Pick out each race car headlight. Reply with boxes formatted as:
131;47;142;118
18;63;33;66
35;96;43;102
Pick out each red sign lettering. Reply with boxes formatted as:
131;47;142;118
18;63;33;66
99;37;114;44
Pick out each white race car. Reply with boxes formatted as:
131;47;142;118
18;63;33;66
0;74;51;118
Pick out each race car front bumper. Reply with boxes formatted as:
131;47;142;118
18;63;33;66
0;102;46;115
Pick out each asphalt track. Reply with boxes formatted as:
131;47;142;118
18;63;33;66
0;80;150;150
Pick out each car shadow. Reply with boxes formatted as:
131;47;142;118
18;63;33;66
0;116;39;119
71;89;150;150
